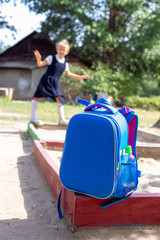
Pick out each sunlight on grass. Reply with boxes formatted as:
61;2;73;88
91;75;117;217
0;97;159;126
134;109;160;126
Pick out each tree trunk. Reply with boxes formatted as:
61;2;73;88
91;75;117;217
105;6;118;66
109;6;117;32
153;118;160;128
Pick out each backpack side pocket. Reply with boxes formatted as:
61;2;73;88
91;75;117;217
117;160;137;196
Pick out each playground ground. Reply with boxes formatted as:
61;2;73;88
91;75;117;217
0;119;160;240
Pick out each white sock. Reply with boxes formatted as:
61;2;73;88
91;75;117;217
30;99;38;121
57;104;68;123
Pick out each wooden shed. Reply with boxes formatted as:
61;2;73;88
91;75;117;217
0;31;90;100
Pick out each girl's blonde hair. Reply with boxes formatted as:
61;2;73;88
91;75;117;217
56;39;70;51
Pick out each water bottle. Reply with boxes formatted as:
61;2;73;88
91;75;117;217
125;145;135;162
117;145;137;195
124;145;137;189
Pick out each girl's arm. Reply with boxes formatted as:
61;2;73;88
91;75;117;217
34;50;48;67
65;70;89;79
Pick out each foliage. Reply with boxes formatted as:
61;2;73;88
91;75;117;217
80;62;140;101
125;95;160;110
0;0;17;52
59;66;84;103
0;40;10;53
23;0;160;99
24;1;160;61
81;62;111;94
0;0;16;31
60;62;160;103
24;0;160;98
60;63;114;101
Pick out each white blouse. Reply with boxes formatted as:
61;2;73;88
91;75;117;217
45;54;69;71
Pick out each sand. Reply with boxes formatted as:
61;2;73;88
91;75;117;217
45;149;160;193
0;119;160;240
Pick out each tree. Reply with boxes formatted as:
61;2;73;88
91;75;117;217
0;0;16;30
0;0;17;52
24;0;160;100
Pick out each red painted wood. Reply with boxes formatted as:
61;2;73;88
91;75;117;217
34;140;74;224
33;140;160;228
137;144;160;159
34;140;60;201
42;140;64;149
73;193;160;228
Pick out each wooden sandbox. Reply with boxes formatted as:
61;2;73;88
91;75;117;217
28;122;160;228
33;138;160;229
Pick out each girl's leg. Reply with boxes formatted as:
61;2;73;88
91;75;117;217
56;97;69;126
30;98;44;125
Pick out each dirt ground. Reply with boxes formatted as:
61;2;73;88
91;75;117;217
0;119;160;240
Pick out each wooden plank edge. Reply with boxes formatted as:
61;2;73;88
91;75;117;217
138;129;160;143
28;122;41;140
37;123;67;131
137;144;160;159
33;140;75;225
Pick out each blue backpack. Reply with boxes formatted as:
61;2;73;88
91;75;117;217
58;98;141;216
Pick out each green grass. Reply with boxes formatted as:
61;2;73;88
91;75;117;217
0;97;159;127
0;97;84;123
134;108;160;126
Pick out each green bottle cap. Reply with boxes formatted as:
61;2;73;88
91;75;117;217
125;145;132;154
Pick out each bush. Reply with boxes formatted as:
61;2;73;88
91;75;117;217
125;96;160;110
59;63;112;103
59;66;84;104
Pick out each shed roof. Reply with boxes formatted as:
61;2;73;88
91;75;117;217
0;31;91;67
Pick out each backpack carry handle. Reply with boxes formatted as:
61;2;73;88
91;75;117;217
77;98;118;114
84;103;117;114
77;98;90;106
